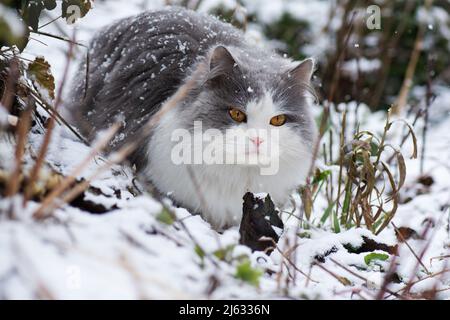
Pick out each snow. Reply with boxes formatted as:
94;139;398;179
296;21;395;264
0;0;449;300
0;104;9;128
341;58;382;79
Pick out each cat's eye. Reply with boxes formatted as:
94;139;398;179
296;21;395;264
229;108;247;123
270;114;286;126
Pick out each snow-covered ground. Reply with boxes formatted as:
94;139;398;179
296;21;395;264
0;0;449;299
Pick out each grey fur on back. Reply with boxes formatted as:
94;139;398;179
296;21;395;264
68;6;315;169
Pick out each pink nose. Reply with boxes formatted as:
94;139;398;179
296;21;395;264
250;137;263;147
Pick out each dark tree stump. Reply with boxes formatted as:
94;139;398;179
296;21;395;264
239;192;284;253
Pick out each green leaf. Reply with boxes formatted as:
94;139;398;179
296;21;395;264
27;57;55;100
320;201;334;225
156;208;175;225
364;252;389;265
341;181;352;225
370;141;379;157
342;183;351;213
312;169;331;185
332;210;340;233
195;245;205;260
234;260;262;287
297;231;311;239
372;215;385;232
213;244;235;261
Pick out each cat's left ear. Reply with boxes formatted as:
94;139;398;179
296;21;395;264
286;58;315;84
208;46;238;80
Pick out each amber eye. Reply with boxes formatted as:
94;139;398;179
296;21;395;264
270;114;287;126
229;108;247;123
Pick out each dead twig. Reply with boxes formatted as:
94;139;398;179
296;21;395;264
330;257;405;299
30;30;86;48
5;103;33;198
402;217;442;296
375;255;399;300
392;222;430;274
24;32;75;205
0;58;20;111
33;123;121;218
273;244;318;284
313;262;352;287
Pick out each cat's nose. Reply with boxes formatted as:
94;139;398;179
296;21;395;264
250;137;263;147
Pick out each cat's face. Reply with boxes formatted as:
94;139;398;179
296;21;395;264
176;46;317;175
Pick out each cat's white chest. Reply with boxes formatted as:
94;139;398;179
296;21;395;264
187;165;297;228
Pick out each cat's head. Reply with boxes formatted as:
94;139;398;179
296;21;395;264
175;45;317;176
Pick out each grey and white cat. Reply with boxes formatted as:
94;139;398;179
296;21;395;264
68;7;317;229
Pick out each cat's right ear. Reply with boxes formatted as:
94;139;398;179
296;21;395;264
208;46;238;80
287;58;315;84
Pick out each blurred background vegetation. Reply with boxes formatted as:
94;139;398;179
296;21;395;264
206;0;450;111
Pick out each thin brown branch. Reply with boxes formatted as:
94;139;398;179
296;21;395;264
392;222;430;274
5;105;33;198
24;33;75;205
402;217;442;295
313;262;352;287
375;255;399;300
330;257;405;299
32;123;121;218
30;30;86;48
274;245;318;283
0;58;20;111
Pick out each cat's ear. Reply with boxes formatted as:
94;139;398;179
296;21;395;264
287;58;315;84
208;45;237;79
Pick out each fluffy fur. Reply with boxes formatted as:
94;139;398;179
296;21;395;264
68;7;317;229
